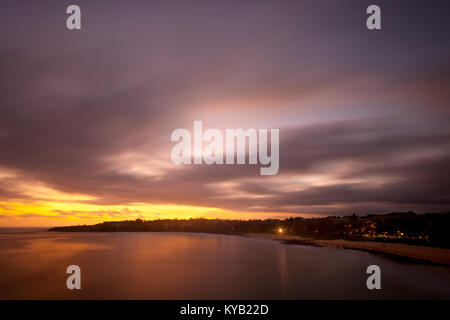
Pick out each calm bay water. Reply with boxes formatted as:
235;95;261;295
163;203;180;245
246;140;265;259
0;229;450;299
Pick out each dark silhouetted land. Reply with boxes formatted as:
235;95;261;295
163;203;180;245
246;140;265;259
49;212;450;266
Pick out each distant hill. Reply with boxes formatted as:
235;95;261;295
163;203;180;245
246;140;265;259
49;212;450;248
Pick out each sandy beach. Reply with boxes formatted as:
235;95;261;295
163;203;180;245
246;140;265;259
245;233;450;266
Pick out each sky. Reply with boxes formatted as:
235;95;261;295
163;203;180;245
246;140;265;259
0;0;449;226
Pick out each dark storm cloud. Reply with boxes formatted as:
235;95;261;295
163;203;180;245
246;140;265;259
0;0;449;217
199;123;450;212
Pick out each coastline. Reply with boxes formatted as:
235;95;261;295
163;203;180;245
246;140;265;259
47;225;450;268
244;233;450;267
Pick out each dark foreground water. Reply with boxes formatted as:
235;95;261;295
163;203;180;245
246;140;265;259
0;229;450;299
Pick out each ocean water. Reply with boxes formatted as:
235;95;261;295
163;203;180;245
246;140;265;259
0;229;449;299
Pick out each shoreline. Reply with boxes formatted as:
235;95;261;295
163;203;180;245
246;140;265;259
47;228;450;267
243;233;450;267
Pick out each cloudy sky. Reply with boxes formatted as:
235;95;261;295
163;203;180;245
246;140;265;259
1;0;449;226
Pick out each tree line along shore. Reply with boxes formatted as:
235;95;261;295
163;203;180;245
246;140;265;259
48;212;450;266
49;212;450;247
